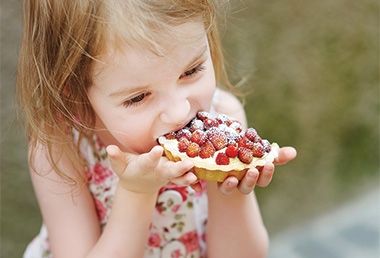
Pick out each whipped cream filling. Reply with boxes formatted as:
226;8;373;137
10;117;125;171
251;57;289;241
158;136;279;171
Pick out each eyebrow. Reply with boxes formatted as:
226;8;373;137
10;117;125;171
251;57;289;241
108;44;208;98
108;86;148;98
185;44;208;69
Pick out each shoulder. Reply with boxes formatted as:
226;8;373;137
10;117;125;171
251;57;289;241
213;88;248;129
29;138;85;185
28;140;101;253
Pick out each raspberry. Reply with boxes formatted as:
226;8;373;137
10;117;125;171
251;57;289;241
190;130;207;146
238;147;253;164
245;128;258;142
203;118;219;130
208;131;227;150
236;135;254;149
215;152;230;165
225;142;238;158
199;141;216;159
189;119;204;133
262;139;271;152
176;129;191;141
186;142;200;157
178;138;190;152
252;142;265;158
164;132;176;140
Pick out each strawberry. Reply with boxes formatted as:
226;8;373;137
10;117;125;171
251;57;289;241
238;147;253;164
215;152;230;165
227;119;241;127
216;114;232;125
245;129;263;144
199;140;216;159
208;131;227;150
206;127;220;138
190;130;207;146
245;128;258;142
176;129;191;141
197;111;213;121
217;124;239;142
229;121;242;133
236;135;254;149
178;138;190;152
189;119;204;133
252;142;265;158
225;142;238;158
262;139;271;152
164;132;176;140
186;142;200;157
255;136;263;145
203;118;219;130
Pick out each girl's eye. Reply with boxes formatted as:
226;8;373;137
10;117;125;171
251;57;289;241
123;92;151;107
180;64;205;79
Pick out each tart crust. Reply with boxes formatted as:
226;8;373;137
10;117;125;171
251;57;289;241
159;136;279;182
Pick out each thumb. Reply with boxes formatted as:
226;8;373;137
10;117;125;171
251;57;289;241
138;145;164;171
106;145;128;176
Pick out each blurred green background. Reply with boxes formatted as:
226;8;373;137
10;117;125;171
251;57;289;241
1;0;378;257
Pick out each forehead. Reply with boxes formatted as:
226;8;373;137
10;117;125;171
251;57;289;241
94;22;207;71
108;21;206;58
91;22;208;86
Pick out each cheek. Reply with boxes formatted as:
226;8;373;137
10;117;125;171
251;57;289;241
197;68;216;108
109;118;153;150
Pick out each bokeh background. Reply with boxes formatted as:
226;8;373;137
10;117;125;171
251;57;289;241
1;0;379;257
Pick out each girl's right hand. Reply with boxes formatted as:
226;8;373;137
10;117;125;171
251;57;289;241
106;145;197;194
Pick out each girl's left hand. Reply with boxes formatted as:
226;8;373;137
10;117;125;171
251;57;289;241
217;146;297;195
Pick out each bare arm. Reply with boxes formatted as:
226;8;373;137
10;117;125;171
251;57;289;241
205;89;269;257
206;182;269;258
30;142;195;258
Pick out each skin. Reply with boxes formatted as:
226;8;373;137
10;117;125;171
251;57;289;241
30;21;297;258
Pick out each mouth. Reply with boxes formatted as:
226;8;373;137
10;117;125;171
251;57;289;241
156;115;197;144
172;118;194;133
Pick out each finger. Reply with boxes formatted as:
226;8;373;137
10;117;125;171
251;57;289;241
162;159;194;180
237;168;259;194
106;145;128;176
274;147;297;165
139;145;164;171
171;172;198;186
190;181;203;192
257;162;274;187
218;176;239;195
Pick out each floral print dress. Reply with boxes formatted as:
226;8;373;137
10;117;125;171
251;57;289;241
23;134;209;258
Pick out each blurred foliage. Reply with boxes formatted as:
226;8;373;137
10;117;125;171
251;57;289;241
223;0;379;233
1;0;379;257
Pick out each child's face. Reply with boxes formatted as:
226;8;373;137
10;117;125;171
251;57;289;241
88;22;216;154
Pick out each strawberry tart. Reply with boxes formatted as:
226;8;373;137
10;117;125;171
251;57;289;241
158;111;279;182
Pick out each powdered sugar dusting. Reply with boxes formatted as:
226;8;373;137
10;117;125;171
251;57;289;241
160;111;279;167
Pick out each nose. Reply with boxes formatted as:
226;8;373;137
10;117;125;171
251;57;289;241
159;96;191;125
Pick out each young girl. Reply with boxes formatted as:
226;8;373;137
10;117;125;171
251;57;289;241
17;0;296;257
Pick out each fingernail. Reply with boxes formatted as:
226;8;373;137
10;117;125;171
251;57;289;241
248;171;257;179
227;182;236;188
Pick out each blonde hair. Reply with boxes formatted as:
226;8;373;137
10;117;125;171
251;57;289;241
17;0;234;185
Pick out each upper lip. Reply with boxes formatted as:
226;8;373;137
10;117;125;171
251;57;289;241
172;117;194;133
156;118;193;143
